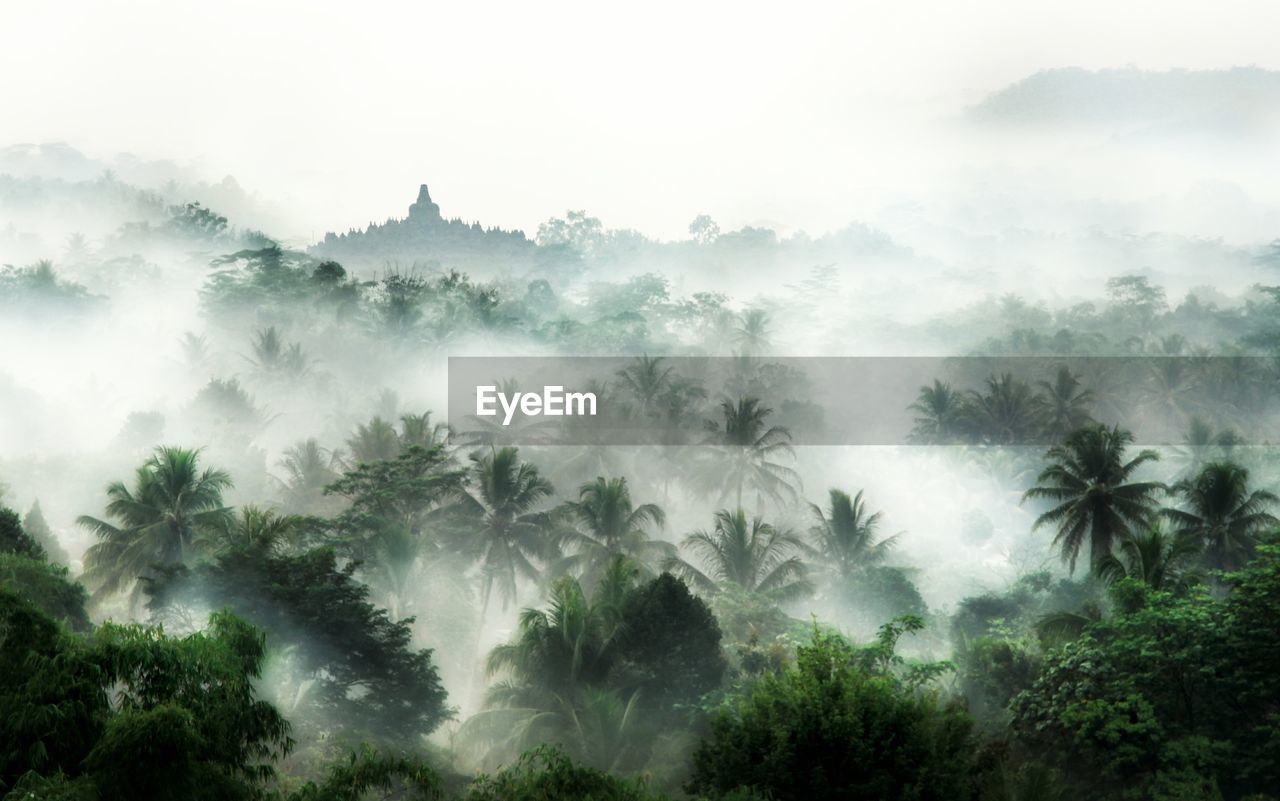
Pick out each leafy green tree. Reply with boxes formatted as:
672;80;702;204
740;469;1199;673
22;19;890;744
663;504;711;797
613;572;726;717
0;260;99;312
0;506;45;560
688;624;974;801
23;501;68;564
951;571;1099;643
1105;274;1167;330
1164;461;1279;571
952;636;1040;731
665;509;811;602
324;442;467;618
0;552;90;631
79;446;233;606
688;214;720;245
0;590;290;801
284;746;442;801
146;544;452;750
1023;425;1164;573
1219;533;1280;794
326;443;465;545
1010;537;1280;797
536;210;605;255
461;745;660;801
191;378;267;429
167;201;229;238
1010;580;1229;799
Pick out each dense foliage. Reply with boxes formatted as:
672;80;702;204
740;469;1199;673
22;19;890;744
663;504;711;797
8;179;1280;800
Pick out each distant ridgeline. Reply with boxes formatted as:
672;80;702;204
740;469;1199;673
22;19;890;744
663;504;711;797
310;184;538;272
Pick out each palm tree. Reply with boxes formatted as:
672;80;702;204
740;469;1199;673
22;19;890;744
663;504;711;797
247;326;311;379
966;373;1047;445
733;308;771;356
79;446;233;606
274;438;342;513
466;563;640;768
179;331;209;369
806;489;899;581
695;397;800;509
557;477;674;585
1137;358;1203;439
1037;366;1094;441
1022;425;1164;573
664;508;811;602
615;355;675;419
486;573;624;701
1170;417;1243;477
345;416;401;465
1095;525;1203;593
908;380;967;444
1164;461;1279;571
456;447;562;616
399;411;450;450
200;505;302;556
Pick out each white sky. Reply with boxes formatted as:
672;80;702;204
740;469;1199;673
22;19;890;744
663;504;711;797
3;1;1280;239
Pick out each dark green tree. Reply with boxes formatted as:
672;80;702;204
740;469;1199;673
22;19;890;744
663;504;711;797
1023;425;1164;573
0;591;290;801
1164;461;1279;572
0;506;45;560
79;446;233;606
688;624;974;801
147;544;452;749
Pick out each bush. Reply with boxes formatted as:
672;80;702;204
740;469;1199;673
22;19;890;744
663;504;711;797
688;626;975;801
462;745;661;801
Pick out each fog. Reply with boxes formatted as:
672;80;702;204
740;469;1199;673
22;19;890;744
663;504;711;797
4;6;1280;794
6;2;1280;239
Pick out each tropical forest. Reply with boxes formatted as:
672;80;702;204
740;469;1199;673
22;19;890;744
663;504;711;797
5;9;1280;800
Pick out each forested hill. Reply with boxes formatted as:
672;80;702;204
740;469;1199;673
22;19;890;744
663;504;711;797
968;66;1280;131
309;184;537;273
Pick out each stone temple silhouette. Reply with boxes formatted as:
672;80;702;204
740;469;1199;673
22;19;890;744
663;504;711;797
407;184;442;224
312;183;534;271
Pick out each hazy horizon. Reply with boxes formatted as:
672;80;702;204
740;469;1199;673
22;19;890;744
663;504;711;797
6;1;1280;241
